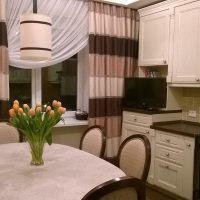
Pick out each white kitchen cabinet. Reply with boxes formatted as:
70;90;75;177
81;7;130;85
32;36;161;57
155;158;183;194
172;1;200;83
138;9;170;66
138;0;200;86
121;111;181;184
154;130;195;200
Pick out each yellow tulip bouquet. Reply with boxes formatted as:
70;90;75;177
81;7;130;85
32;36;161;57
9;100;66;165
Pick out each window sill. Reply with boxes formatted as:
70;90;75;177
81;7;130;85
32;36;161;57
54;111;88;127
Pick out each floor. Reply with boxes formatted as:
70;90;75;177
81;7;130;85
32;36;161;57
146;184;186;200
105;158;186;200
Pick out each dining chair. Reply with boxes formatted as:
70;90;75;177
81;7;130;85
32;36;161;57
0;122;20;144
117;134;151;181
79;125;106;158
81;176;146;200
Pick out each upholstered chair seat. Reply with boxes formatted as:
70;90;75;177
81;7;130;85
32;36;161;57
0;122;19;144
117;134;151;181
80;125;106;158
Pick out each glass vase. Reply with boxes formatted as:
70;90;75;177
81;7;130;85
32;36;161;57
28;140;45;166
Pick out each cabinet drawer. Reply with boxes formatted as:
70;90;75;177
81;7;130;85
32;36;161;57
156;144;183;165
122;123;154;141
155;158;183;196
156;131;184;150
123;111;152;127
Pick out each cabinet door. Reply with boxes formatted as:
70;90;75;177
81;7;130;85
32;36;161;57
172;1;200;83
139;10;170;66
121;123;155;184
155;158;183;196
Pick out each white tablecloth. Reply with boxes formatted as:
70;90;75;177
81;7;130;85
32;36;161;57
0;143;125;200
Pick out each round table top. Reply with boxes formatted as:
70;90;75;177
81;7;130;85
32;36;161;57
0;143;125;200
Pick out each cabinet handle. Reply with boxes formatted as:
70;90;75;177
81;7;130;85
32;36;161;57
160;164;169;169
134;118;137;122
195;78;200;81
166;139;170;143
146;131;150;134
165;153;170;157
186;143;191;147
163;60;167;64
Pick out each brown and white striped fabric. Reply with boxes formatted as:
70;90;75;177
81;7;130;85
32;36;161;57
0;0;9;101
89;1;139;158
0;0;9;121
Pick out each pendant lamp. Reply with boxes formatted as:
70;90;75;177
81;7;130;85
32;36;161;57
20;0;52;61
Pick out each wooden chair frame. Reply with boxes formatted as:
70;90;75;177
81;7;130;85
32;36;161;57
117;134;151;181
79;125;106;158
81;176;146;200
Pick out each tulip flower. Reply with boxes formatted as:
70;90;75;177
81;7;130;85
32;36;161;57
13;103;19;112
9;109;16;118
29;108;35;117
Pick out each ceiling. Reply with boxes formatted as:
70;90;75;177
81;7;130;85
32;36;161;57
128;0;165;9
98;0;165;9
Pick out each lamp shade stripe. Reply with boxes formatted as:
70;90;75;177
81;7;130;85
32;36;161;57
20;20;52;26
20;47;52;51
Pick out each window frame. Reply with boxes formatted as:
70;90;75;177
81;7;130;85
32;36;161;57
31;46;89;113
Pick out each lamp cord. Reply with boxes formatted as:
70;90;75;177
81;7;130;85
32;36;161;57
33;0;37;13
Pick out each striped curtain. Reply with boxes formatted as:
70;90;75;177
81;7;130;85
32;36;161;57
89;1;139;158
0;0;9;120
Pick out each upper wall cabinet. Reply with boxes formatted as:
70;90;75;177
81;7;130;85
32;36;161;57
138;9;170;66
172;1;200;84
138;0;200;86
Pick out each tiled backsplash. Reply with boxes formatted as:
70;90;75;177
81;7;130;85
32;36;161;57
181;88;200;122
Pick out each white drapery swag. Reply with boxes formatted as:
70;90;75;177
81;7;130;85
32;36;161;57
7;0;88;69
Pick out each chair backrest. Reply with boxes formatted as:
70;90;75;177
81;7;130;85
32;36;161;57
81;176;145;200
117;134;151;181
0;122;19;144
80;125;106;158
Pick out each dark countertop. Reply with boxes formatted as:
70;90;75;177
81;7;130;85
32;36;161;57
151;120;200;138
123;107;182;115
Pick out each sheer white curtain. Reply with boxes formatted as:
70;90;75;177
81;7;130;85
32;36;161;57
7;0;88;69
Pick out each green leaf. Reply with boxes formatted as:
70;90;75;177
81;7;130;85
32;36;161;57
46;131;52;145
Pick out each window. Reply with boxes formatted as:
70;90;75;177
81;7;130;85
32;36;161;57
9;47;89;112
42;55;77;110
9;66;32;106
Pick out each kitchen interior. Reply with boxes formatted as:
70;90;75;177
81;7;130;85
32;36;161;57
112;0;200;200
3;0;200;200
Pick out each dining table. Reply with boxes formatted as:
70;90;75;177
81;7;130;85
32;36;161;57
0;143;125;200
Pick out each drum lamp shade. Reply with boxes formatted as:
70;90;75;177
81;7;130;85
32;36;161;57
20;13;52;61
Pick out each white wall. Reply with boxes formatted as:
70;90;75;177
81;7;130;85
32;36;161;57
52;125;88;148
